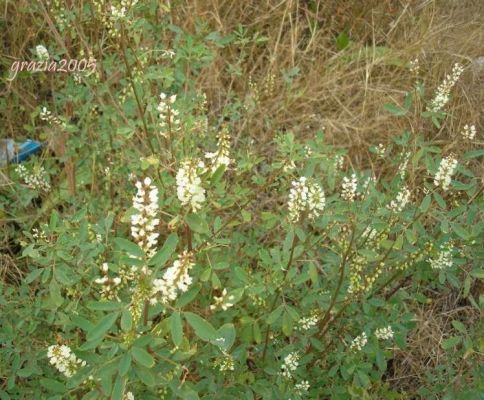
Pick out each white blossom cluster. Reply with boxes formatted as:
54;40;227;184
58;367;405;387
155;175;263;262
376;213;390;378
40;106;64;127
176;160;206;212
374;326;394;340
94;263;123;300
387;186;411;213
215;352;235;372
460;124;476;140
409;57;420;74
47;345;86;377
349;332;368;351
288;177;326;223
131;177;159;258
434;156;458;191
124;392;135;400
210;288;235;311
15;164;51;192
296;314;319;331
375;143;386;158
427;63;464;112
110;0;139;20
359;175;375;198
110;4;126;19
294;380;310;394
280;352;299;379
304;145;313;158
205;126;232;172
334;155;344;170
32;226;48;241
152;251;194;304
106;0;138;36
282;159;297;173
362;226;378;241
341;174;358;202
35;45;49;61
428;243;453;269
161;49;176;59
158;92;180;138
398;151;411;180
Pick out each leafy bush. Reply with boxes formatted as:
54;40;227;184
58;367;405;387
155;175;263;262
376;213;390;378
0;2;482;399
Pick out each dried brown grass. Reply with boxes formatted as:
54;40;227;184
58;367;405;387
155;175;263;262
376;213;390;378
386;284;481;396
173;0;483;167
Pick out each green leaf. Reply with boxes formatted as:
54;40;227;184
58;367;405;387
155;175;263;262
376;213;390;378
463;274;471;297
25;268;44;284
40;378;65;393
253;320;262;344
283;229;295;256
120;310;132;332
131;347;154;368
463;149;484;160
335;31;351;50
384;102;407;116
16;368;33;378
451;222;470;240
87;312;119;342
114;237;144;257
375;348;386;371
431;115;441;128
241;210;251;222
185;214;209;234
184;312;217;341
419;195;431;213
49;279;63;307
405;228;417;244
87;301;124;311
393;235;403;250
178;386;200;400
211;164;226;182
79;336;104;351
282;311;293;336
357;370;370;387
403;92;413;110
433;192;446;209
149;233;178;267
71;315;94;332
309;263;319;287
118;353;132;376
470;269;484;279
175;284;201;308
171;312;183;347
285;305;300;321
442;335;462;350
134;365;156;386
451;320;467;334
49;210;59;229
217;323;236;351
111;374;126;400
267;305;284;325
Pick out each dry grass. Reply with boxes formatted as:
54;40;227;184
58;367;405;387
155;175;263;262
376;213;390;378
172;0;483;166
386;284;482;396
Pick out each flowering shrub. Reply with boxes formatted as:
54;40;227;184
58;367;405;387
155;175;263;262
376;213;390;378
1;3;482;400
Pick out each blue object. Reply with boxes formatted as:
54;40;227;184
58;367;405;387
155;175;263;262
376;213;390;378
0;139;43;166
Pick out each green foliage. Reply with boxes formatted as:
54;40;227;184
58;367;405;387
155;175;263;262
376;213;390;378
0;2;482;400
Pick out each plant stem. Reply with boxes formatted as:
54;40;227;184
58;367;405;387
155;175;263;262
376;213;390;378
143;299;150;326
120;26;165;187
185;223;192;252
317;220;356;334
261;231;298;361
